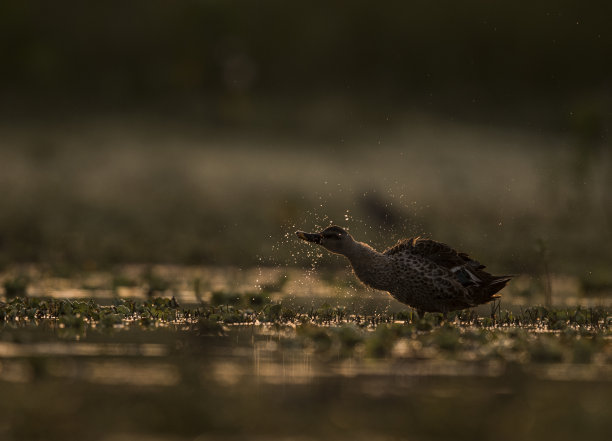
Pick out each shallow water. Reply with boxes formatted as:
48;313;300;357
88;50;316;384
0;266;611;441
0;321;611;441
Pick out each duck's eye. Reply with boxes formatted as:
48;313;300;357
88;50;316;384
323;233;341;240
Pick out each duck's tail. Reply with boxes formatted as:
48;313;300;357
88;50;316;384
470;274;513;305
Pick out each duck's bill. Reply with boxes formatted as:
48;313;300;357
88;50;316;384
295;231;322;244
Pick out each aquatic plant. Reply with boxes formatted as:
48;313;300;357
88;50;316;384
3;275;29;298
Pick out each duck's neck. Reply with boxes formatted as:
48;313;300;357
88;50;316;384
343;241;389;291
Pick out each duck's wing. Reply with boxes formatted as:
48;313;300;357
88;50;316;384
385;237;511;307
385;237;491;286
385;237;482;268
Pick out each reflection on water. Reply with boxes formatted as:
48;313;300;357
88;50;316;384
0;322;610;441
0;342;167;358
0;359;179;386
2;325;610;387
81;361;180;386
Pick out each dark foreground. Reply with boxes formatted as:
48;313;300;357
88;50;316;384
0;295;610;441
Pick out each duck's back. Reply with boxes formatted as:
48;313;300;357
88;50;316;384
382;237;510;312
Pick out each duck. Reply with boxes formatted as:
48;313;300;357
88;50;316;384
296;225;511;314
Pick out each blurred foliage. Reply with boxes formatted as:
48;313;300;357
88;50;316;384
0;0;611;276
0;0;611;129
2;275;29;298
1;135;611;274
580;272;612;296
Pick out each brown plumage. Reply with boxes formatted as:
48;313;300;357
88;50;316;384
296;226;511;313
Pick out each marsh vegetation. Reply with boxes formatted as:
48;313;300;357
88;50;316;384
1;267;611;441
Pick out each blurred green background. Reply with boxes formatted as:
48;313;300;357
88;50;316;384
0;1;610;276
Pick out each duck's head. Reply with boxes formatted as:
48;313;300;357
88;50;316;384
295;225;354;255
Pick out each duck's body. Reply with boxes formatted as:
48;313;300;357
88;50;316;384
296;226;511;313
